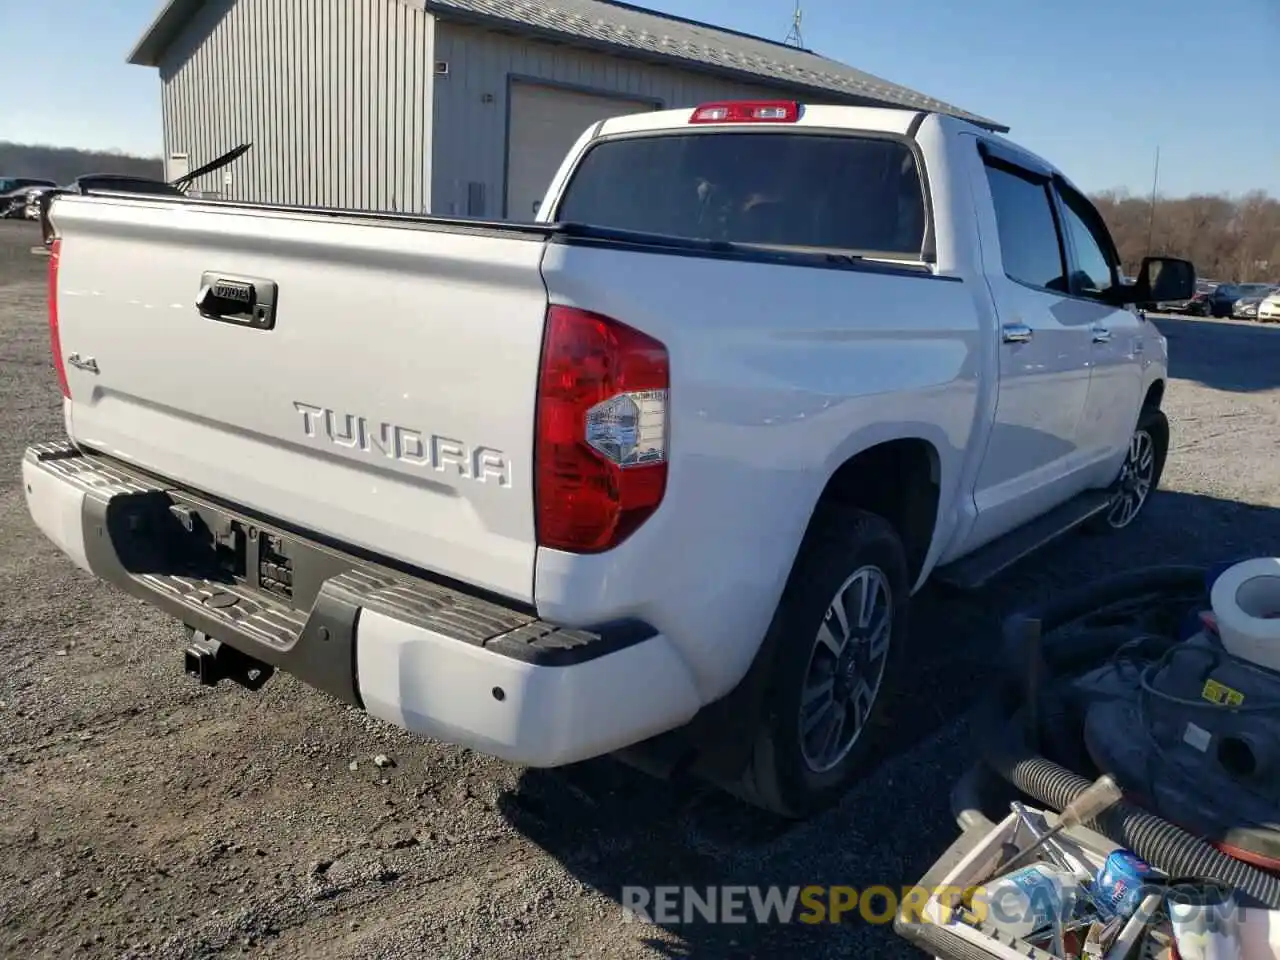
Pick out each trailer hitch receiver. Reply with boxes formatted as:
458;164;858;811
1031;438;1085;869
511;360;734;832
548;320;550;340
183;629;275;691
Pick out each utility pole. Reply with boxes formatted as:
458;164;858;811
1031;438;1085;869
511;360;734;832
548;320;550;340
784;2;805;48
1145;145;1161;254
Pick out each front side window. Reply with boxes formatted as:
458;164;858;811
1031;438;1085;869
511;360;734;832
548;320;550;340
983;161;1067;292
555;132;927;257
1057;185;1117;299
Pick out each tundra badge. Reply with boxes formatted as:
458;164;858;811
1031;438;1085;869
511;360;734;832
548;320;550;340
293;402;511;485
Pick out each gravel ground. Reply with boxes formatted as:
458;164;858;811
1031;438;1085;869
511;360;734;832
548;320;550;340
2;215;1279;959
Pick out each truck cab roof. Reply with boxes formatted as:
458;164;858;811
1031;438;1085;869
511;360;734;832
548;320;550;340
595;102;925;138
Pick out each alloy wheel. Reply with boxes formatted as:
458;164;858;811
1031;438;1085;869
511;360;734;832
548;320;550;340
797;566;893;774
1106;428;1156;529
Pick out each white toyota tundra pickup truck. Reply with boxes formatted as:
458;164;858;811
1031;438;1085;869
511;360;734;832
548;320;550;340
24;100;1194;818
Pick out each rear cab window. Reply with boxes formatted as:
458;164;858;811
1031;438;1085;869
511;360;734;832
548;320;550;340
553;131;929;260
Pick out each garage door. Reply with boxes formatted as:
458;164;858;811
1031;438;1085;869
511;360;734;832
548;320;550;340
506;82;656;220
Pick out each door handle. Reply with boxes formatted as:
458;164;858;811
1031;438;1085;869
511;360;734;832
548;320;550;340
1091;324;1113;344
1002;323;1033;344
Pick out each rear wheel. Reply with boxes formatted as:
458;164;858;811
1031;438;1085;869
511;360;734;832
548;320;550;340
732;505;910;819
1086;407;1168;533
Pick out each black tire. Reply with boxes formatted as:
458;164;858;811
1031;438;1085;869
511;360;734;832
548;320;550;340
731;504;911;819
1084;406;1169;534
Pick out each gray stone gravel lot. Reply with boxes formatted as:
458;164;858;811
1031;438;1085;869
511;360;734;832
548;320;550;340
1;216;1278;958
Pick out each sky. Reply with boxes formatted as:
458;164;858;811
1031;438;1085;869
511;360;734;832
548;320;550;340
0;0;1276;198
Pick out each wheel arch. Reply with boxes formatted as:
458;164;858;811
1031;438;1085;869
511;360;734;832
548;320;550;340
632;432;952;794
805;435;945;588
1143;378;1165;411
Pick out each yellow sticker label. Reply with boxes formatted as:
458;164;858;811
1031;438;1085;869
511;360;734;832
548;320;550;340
1202;678;1245;707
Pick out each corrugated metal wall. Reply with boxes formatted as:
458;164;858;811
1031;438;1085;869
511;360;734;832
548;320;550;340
159;0;435;211
430;22;784;217
157;1;803;216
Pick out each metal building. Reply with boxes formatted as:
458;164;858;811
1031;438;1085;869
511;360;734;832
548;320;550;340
128;0;1004;218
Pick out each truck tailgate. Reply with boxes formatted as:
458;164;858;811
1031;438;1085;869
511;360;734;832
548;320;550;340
50;196;549;602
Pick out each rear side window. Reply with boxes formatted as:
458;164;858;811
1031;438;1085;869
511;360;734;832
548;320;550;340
555;132;928;257
983;162;1068;293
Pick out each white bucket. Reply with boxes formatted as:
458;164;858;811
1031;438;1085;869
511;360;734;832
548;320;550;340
1210;558;1280;672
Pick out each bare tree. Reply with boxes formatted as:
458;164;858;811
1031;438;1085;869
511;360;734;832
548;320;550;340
1092;188;1279;282
1;142;163;186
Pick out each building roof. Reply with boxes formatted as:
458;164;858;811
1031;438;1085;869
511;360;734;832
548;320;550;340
128;0;1007;132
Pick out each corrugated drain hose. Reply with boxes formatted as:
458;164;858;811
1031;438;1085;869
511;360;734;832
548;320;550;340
979;697;1280;909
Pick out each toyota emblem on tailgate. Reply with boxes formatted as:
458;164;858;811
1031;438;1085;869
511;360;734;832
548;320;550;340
212;280;252;302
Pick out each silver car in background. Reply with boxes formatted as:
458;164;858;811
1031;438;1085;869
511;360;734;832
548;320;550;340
1231;283;1280;320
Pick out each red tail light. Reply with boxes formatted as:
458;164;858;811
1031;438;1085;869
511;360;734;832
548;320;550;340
47;237;70;399
689;100;800;124
535;306;669;553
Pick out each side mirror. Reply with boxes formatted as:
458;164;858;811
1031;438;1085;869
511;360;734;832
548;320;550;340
1128;256;1195;306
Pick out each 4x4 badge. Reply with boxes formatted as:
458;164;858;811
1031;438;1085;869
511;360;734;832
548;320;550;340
66;353;99;374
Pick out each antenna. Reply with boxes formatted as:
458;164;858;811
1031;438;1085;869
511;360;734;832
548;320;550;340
1145;145;1161;254
783;2;804;48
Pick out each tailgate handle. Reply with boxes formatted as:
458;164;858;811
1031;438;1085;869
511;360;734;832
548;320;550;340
197;272;278;330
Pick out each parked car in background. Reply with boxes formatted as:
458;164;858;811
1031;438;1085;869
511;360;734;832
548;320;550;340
0;178;57;218
1157;279;1216;315
1230;283;1279;320
1207;283;1242;317
1207;281;1276;319
1;186;40;219
1185;280;1215;315
1184;282;1216;316
22;185;60;221
1257;290;1280;323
